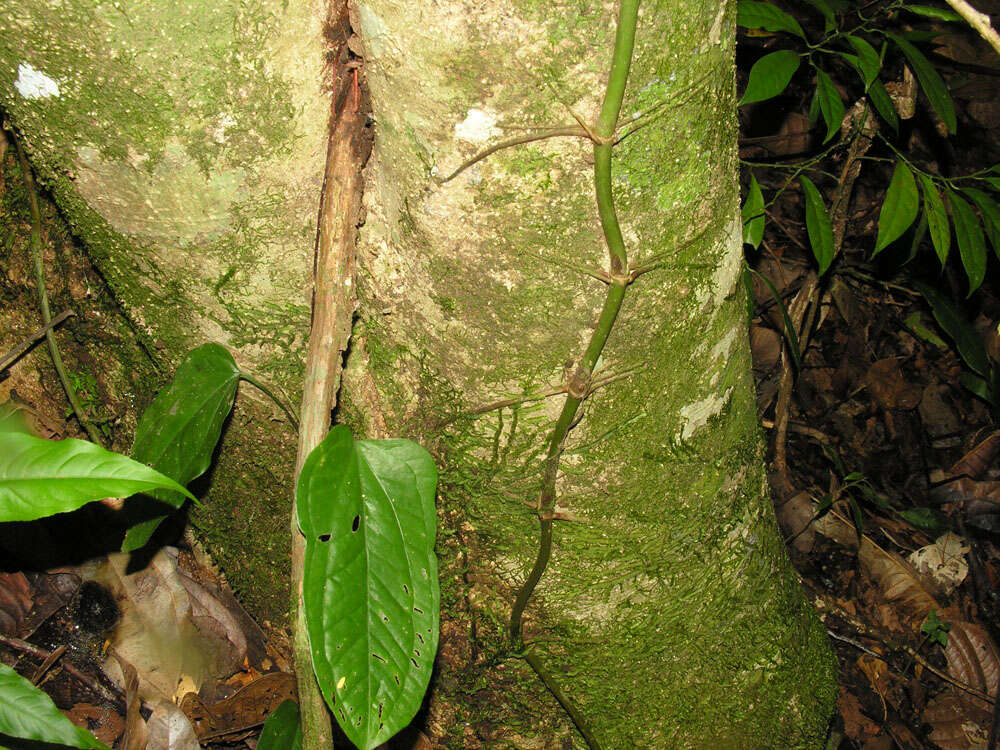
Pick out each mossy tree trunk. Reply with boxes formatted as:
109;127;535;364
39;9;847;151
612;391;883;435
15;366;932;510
344;0;836;745
2;0;836;744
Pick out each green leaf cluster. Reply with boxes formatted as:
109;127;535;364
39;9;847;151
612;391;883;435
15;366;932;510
0;344;440;749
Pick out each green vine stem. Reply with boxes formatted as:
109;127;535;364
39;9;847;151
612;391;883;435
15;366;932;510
238;372;300;432
15;139;103;446
506;2;639;748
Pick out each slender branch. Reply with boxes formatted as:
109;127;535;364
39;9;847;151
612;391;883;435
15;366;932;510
942;0;1000;58
239;372;300;432
15;140;103;446
438;126;589;183
507;3;640;748
0;309;74;373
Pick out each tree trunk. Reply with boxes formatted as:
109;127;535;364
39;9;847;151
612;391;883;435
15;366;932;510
344;0;835;745
1;0;837;744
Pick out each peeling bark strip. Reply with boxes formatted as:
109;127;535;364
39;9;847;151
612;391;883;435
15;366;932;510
291;1;372;745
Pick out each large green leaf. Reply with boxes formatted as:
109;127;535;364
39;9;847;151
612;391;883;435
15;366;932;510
800;176;835;275
918;174;950;266
962;188;1000;259
0;431;195;524
122;343;240;552
804;0;836;33
814;68;845;143
0;662;109;748
740;50;801;105
845;35;881;90
736;1;806;38
258;700;302;750
874;160;919;255
914;281;989;377
742;173;765;248
904;4;962;21
947;188;987;295
297;425;439;750
887;33;957;134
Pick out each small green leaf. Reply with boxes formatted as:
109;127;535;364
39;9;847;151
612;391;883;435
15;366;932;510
918;174;950;266
0;431;195;524
846;35;881;89
962;188;1000;259
122;343;240;552
960;371;993;404
258;700;302;750
814;68;845;143
867;79;900;132
737;1;806;38
742;174;765;248
887;33;957;134
0;662;110;748
749;267;802;371
984;177;1000;191
897;507;941;532
904;4;963;21
903;311;948;347
740;50;801;105
947;189;987;295
804;0;836;33
297;425;439;750
914;281;990;376
874;161;919;255
800;176;835;274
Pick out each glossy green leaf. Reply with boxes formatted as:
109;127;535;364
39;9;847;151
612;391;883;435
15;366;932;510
960;371;994;405
874;161;919;255
887;33;957;134
984;177;1000;191
258;700;302;750
897;507;941;532
740;50;801;105
845;35;881;89
867;79;900;132
947;189;987;295
122;343;240;552
297;425;439;750
0;431;195;524
736;1;806;38
815;68;845;143
904;4;962;21
962;188;1000;258
742;174;765;248
800;176;835;275
918;174;950;266
0;662;109;748
914;281;989;376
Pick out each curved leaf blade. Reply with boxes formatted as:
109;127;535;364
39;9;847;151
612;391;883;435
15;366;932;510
904;4;962;21
867;79;900;132
742;173;765;248
737;1;806;38
846;35;881;90
947;189;987;295
258;700;302;750
0;431;195;524
874;160;919;255
815;68;845;143
800;176;835;275
122;343;240;551
297;425;439;750
887;33;957;134
0;662;109;748
740;50;800;105
913;281;989;376
918;174;950;266
962;188;1000;258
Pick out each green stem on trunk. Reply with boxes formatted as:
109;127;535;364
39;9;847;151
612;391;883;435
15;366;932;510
506;2;640;748
15;139;103;447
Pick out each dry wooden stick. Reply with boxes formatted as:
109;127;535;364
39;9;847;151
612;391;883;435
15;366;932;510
290;3;371;745
0;309;74;373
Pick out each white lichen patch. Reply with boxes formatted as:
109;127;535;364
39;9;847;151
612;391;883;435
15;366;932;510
454;108;501;144
694;215;743;313
678;386;733;441
15;62;60;99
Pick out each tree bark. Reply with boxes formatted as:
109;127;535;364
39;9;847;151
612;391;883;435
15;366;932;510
344;0;836;745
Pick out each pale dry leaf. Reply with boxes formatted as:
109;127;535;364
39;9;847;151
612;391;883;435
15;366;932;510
908;532;970;594
924;691;990;750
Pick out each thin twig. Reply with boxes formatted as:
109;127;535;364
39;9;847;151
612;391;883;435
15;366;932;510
15;139;103;446
239;372;300;432
0;309;74;372
437;126;589;183
942;0;1000;58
